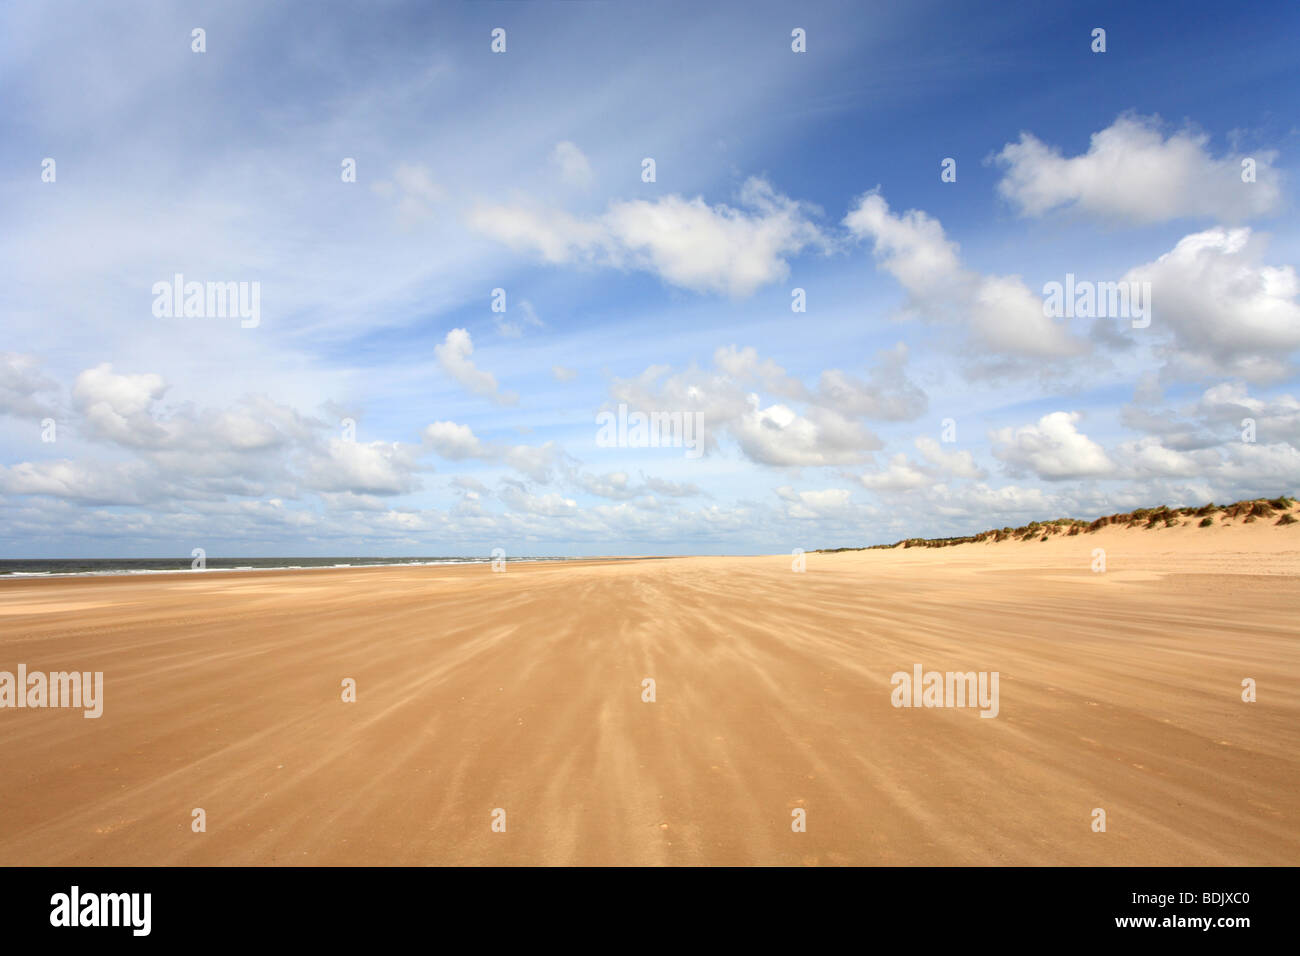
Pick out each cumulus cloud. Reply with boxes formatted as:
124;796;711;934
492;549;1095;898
70;364;316;465
990;412;1115;480
926;482;1063;525
731;398;879;467
1112;436;1209;478
0;353;60;419
775;486;855;519
914;436;987;479
469;177;828;297
1103;432;1300;494
3;363;432;505
609;349;889;468
854;454;932;492
714;342;928;421
844;192;1085;361
713;344;808;399
497;481;577;516
1205;440;1300;491
851;434;988;496
1122;227;1300;383
604;343;929;469
814;343;929;421
573;470;704;501
0;459;154;505
301;439;424;495
576;471;639;500
422;420;485;459
994;114;1283;224
1197;382;1300;446
1123;379;1300;451
434;328;519;405
73;363;169;446
422;420;564;482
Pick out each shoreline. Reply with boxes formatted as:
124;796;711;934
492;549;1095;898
0;554;679;583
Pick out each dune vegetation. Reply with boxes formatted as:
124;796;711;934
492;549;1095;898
817;496;1299;552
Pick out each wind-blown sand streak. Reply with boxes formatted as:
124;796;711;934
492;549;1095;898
1;519;1297;865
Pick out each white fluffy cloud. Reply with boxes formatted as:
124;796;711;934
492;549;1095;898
813;343;929;421
422;420;563;482
1197;382;1300;446
0;353;59;419
776;485;856;519
434;328;519;405
844;192;1084;360
1122;437;1213;478
422;420;485;459
731;398;879;467
1123;227;1300;383
915;436;987;479
4;363;434;505
1122;379;1300;457
852;435;987;494
469;177;828;297
854;454;931;492
302;439;424;495
73;363;169;446
991;412;1115;480
498;482;577;516
0;459;154;505
606;344;920;468
995;115;1282;224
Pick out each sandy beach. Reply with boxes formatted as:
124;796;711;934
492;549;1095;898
1;514;1297;866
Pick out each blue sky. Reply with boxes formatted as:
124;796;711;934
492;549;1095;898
2;0;1298;557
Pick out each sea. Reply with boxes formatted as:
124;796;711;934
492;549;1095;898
0;556;582;579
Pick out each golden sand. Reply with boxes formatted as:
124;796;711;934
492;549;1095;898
1;512;1297;865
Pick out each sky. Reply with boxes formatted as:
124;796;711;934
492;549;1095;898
1;0;1298;558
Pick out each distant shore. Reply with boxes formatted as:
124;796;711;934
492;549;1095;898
0;555;668;581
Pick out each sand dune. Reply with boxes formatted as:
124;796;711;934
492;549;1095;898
1;513;1297;865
